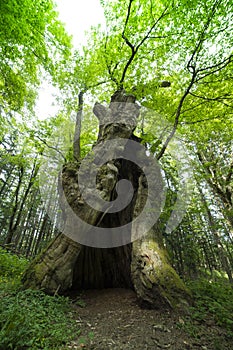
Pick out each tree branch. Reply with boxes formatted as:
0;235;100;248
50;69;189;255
73;91;84;161
87;80;110;90
195;55;233;82
181;116;224;125
156;71;196;160
155;1;231;160
120;1;169;85
35;135;67;162
104;35;121;87
225;160;233;185
197;151;232;207
136;6;169;50
122;0;135;47
120;0;136;85
189;92;233;106
187;0;222;72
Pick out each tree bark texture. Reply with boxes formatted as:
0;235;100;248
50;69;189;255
22;89;191;309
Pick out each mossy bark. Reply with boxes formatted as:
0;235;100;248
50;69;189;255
22;234;81;294
22;89;191;309
131;230;191;309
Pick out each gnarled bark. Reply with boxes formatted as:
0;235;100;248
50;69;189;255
22;89;191;309
22;234;81;294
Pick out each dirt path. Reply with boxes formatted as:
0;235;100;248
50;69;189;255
65;288;230;350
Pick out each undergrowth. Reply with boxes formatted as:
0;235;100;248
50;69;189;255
1;247;233;348
186;277;233;338
0;247;28;291
0;248;80;350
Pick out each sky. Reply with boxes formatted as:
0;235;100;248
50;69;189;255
54;0;106;47
36;0;105;119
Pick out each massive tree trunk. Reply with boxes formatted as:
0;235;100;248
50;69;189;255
22;90;191;309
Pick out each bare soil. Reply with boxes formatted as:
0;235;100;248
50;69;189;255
64;288;231;350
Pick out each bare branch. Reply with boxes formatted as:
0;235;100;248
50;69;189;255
104;35;120;87
120;1;169;85
226;160;233;185
87;80;110;90
35;135;67;162
189;91;233;103
136;6;169;50
120;0;136;85
195;55;233;82
156;72;196;160
122;0;134;47
181;116;224;125
187;0;222;72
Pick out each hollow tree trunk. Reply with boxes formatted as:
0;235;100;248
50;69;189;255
22;89;191;309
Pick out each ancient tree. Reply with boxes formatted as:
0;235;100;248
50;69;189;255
22;89;190;309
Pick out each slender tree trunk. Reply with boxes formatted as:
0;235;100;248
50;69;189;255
199;187;233;284
73;91;84;161
197;152;233;230
32;212;49;256
5;160;38;246
5;166;24;245
0;164;15;197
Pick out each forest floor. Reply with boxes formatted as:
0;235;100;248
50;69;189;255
63;288;231;350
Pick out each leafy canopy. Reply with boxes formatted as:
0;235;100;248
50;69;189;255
0;0;72;112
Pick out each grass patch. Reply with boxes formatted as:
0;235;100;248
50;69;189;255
187;277;233;337
177;277;233;342
0;247;29;292
0;248;80;349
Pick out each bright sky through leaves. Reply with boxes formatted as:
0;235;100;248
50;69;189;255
55;0;105;47
36;0;105;119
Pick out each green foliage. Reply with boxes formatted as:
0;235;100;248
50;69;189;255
0;248;29;291
0;249;79;350
0;247;28;279
0;289;79;350
0;0;72;112
187;277;233;336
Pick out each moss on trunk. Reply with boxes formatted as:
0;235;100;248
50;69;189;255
22;89;192;309
132;230;191;309
22;234;81;294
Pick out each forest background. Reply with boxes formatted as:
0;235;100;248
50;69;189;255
0;0;233;349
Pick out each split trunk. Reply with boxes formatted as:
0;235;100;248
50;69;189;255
22;90;191;309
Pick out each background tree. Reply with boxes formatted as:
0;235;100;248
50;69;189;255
0;0;72;253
